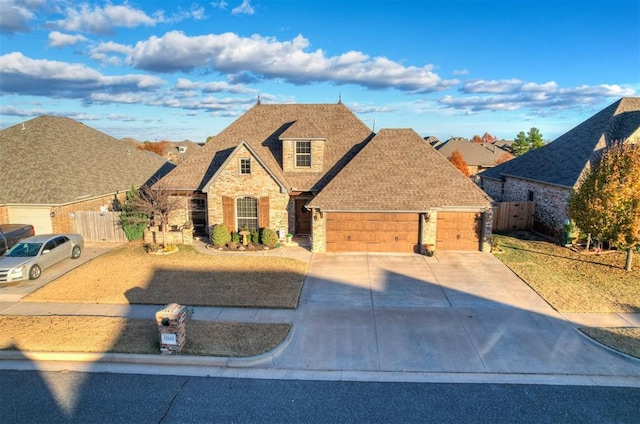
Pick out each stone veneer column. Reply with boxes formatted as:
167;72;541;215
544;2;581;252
311;209;326;253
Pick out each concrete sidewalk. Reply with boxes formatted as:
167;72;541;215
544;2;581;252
0;242;638;387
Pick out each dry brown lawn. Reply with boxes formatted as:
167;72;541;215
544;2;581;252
492;232;639;313
0;316;289;356
24;243;307;308
580;328;640;359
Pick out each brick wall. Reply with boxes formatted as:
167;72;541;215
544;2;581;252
0;206;8;224
51;192;127;234
206;145;289;233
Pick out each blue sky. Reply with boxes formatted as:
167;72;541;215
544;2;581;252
1;0;638;143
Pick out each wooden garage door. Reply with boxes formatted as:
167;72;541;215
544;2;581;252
326;213;419;252
436;212;481;251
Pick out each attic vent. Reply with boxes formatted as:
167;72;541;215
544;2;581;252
178;146;186;153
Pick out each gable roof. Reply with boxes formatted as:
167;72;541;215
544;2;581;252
436;138;512;167
201;140;287;193
481;97;640;188
0;116;174;205
307;128;493;212
158;103;374;192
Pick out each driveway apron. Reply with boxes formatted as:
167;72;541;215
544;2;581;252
271;252;640;376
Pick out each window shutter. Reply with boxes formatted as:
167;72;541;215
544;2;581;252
258;196;270;228
222;196;235;230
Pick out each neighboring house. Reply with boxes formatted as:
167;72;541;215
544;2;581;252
479;97;640;236
158;102;493;253
0;116;175;234
424;136;442;148
162;140;201;164
436;137;513;176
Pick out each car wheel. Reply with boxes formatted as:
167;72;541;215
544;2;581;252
29;264;41;280
71;245;82;259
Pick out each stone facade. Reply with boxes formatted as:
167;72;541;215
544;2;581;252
282;139;325;173
483;176;570;236
310;209;326;253
422;211;437;249
204;145;289;234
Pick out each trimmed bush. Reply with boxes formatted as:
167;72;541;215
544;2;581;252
231;231;240;243
251;229;260;244
261;228;279;247
211;224;231;246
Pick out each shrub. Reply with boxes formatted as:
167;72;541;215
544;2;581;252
122;222;147;241
211;224;231;246
231;231;240;243
261;228;279;247
251;229;260;244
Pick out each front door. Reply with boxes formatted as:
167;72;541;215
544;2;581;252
295;198;312;234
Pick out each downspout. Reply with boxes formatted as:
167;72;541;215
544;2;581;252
479;211;487;252
418;213;424;254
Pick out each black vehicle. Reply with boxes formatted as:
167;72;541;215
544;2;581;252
0;224;35;256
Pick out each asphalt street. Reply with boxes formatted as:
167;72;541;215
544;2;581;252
1;370;639;423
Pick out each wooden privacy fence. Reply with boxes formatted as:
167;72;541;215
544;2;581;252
493;201;535;231
72;211;126;243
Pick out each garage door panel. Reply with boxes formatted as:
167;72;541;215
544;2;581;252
436;212;481;251
326;213;419;252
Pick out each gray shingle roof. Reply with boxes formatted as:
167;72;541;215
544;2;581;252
0;116;175;205
436;138;512;167
158;103;374;192
480;97;640;187
307;129;493;211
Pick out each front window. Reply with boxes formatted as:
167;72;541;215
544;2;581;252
240;158;251;175
7;243;42;257
236;197;258;231
295;141;311;168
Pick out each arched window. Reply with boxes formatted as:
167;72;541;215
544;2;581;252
236;197;258;231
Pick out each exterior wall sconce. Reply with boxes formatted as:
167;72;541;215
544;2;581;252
49;211;56;218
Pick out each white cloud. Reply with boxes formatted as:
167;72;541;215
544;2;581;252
211;1;228;10
440;81;636;114
48;31;88;48
0;0;44;34
122;31;457;93
232;0;254;15
175;77;257;94
49;3;156;34
453;69;469;76
0;52;165;98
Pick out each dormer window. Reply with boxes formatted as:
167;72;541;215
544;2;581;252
295;141;311;168
240;158;251;174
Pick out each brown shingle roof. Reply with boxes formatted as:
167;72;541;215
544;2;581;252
158;103;374;192
436;138;512;167
307;129;493;211
0;116;174;205
481;97;640;187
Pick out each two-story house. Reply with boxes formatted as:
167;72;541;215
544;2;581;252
157;101;493;253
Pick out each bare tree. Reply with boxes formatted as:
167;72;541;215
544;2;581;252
131;180;189;248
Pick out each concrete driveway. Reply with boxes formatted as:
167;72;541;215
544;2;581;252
270;252;640;377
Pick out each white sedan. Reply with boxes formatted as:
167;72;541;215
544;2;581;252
0;234;84;283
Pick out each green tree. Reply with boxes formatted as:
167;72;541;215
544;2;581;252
568;142;640;270
119;184;149;241
512;131;529;156
527;127;545;150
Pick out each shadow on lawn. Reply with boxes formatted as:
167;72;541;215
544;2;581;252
2;253;639;421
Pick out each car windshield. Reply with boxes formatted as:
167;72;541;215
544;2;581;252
6;243;42;257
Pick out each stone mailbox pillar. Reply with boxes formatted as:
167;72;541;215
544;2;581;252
155;303;186;355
